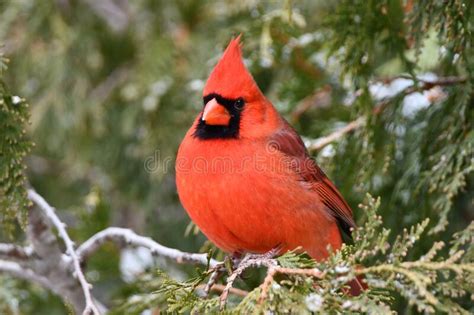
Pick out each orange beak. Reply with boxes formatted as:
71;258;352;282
202;98;231;126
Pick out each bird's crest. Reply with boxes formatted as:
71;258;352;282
203;35;264;101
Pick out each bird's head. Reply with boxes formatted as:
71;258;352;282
194;36;277;140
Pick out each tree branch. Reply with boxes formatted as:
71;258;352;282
259;266;324;303
197;283;249;298
306;116;366;152
203;263;225;297
379;75;467;87
306;75;467;152
1;189;222;313
217;249;326;310
27;189;100;315
219;251;279;310
76;227;218;268
0;259;55;292
26;197;97;314
0;243;32;260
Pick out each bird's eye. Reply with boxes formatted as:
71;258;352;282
234;98;245;110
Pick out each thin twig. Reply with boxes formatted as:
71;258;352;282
358;264;438;305
203;263;225;297
0;243;32;260
259;266;324;303
28;189;100;315
306;75;467;152
306;116;366;152
0;259;55;292
76;227;219;268
220;252;279;310
378;75;467;87
197;283;249;298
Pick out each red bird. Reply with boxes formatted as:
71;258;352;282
176;36;355;262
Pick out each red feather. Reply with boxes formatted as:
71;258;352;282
269;121;355;237
176;36;356;262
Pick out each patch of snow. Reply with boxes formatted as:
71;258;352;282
369;78;413;100
320;144;335;158
271;283;281;290
11;96;22;105
305;293;324;312
335;265;350;274
342;301;353;309
402;92;430;117
120;247;154;282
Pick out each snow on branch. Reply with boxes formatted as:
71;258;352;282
0;243;32;261
306;116;365;152
0;189;223;314
0;259;55;292
305;75;467;152
77;227;219;268
27;189;100;315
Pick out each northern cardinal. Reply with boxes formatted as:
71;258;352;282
176;36;356;264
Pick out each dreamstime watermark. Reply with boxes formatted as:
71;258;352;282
144;150;174;174
144;141;318;175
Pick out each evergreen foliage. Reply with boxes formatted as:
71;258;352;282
116;195;474;314
0;55;31;235
0;0;472;313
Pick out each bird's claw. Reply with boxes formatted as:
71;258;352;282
232;246;281;270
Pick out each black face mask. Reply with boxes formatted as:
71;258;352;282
193;93;245;140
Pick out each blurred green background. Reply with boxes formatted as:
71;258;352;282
0;0;472;313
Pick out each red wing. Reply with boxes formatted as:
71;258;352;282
269;120;355;236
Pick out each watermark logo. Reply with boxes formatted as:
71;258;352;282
144;141;315;175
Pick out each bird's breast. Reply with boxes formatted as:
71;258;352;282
175;137;340;258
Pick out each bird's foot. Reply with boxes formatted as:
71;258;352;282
234;246;281;268
203;258;229;297
219;247;281;310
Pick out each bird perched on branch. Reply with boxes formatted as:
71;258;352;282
176;36;355;264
